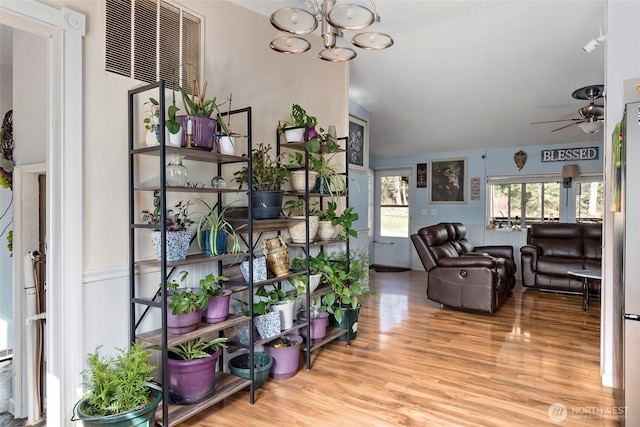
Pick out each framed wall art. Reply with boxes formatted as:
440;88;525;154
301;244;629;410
416;163;427;188
429;157;467;203
348;115;368;173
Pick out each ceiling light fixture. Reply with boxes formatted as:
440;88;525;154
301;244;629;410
583;26;606;53
577;118;603;135
269;0;393;62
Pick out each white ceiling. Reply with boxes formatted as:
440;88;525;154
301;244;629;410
232;0;605;158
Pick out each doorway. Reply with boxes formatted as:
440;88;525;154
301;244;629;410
373;168;412;269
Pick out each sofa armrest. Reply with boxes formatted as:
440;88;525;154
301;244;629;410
438;255;496;268
475;245;514;260
519;245;538;287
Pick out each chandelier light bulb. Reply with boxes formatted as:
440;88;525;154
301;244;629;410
346;6;354;20
290;10;298;25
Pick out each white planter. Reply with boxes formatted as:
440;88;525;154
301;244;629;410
145;130;159;147
150;230;191;261
272;299;295;330
217;135;235;155
254;310;281;339
287;215;319;243
290;170;318;192
317;220;336;240
284;127;304;143
167;128;183;147
293;274;323;313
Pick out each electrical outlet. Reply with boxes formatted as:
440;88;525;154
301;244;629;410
431;209;438;215
421;209;428;215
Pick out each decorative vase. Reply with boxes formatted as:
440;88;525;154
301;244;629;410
251;190;284;220
217;135;235;155
168;128;183;147
167;348;221;404
284;127;305;143
233;320;252;346
305;126;317;141
166;155;188;187
228;352;273;390
210;176;226;189
317;221;336;240
150;230;191;261
203;290;232;323
287;215;319;243
271;299;295;330
166;308;201;334
290;170;318;192
299;311;330;341
265;247;289;277
254;310;281;339
264;334;303;380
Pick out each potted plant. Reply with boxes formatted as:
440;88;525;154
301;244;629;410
263;334;304;380
283;196;319;243
164;337;228;404
282;151;318;192
74;344;161;426
317;201;339;240
233;142;290;219
255;283;302;331
212;94;247;155
143;98;161;146
166;271;209;334
310;151;346;196
176;75;226;151
277;103;317;143
141;191;194;262
324;249;373;341
195;199;241;256
298;295;330;342
147;97;182;147
199;272;232;323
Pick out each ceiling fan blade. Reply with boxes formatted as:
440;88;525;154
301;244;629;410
531;118;582;125
551;121;585;132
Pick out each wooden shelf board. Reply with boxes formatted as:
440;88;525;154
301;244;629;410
134;186;244;194
303;327;349;352
155;372;251;426
132;146;248;164
253;320;309;347
137;315;250;347
287;238;346;248
231;218;304;233
135;252;249;268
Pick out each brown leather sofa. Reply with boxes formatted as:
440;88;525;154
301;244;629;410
411;222;516;314
519;223;602;293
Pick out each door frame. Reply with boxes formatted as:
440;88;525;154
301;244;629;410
0;2;85;423
372;166;413;268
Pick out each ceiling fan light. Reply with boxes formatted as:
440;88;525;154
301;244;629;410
270;35;311;54
270;7;317;35
327;2;374;31
577;121;602;134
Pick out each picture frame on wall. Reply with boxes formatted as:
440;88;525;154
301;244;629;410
429;157;467;203
348;115;368;173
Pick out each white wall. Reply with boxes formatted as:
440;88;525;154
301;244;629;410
601;0;640;392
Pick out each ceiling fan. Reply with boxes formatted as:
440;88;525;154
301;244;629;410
531;85;605;134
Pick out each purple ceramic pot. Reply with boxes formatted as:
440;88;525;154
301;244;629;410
168;348;221;404
264;334;303;380
167;309;201;334
298;312;329;341
203;290;232;323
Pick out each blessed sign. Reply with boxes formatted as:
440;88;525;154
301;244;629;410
541;147;599;162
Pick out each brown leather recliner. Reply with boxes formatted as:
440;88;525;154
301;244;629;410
411;222;516;314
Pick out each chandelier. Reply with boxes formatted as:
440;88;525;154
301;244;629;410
269;0;393;62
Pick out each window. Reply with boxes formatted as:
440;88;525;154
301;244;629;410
575;178;604;223
488;174;603;228
105;0;202;93
379;176;409;237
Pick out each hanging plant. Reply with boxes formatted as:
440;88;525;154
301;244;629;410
0;110;14;190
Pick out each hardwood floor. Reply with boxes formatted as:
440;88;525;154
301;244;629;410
184;270;619;426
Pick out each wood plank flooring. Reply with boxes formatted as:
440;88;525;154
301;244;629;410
182;270;619;426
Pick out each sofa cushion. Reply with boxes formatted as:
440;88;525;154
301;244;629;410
534;238;584;258
536;256;585;277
